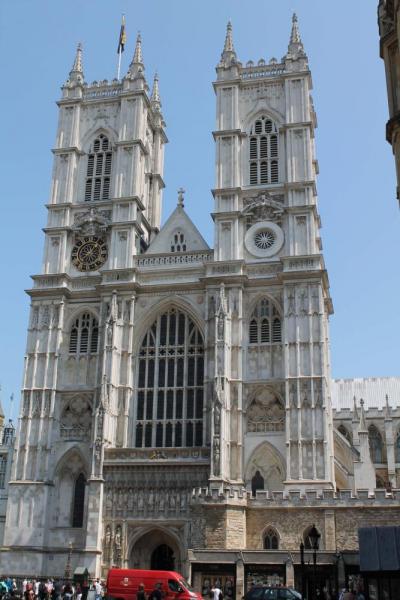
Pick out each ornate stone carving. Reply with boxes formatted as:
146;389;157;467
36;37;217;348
60;396;92;440
247;389;285;432
242;192;285;225
73;207;111;236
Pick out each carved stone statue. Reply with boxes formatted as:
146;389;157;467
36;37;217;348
213;436;220;476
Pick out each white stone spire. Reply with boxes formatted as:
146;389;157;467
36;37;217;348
127;32;147;85
219;21;237;66
68;42;84;84
151;72;161;111
286;12;306;59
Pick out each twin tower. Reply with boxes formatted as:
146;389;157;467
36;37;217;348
2;17;335;578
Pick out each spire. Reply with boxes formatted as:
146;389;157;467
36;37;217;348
151;72;161;111
127;32;146;83
384;394;392;420
219;21;237;66
358;398;367;433
68;43;84;84
286;12;306;59
352;395;359;421
290;13;302;45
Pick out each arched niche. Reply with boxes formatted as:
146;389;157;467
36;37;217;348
246;388;285;433
53;448;88;528
129;527;184;574
245;441;286;493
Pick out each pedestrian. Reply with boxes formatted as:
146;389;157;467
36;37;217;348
342;589;355;600
136;584;146;600
148;583;162;600
63;582;73;600
211;583;222;600
94;580;102;600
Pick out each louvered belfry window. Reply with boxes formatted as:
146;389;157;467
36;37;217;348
135;308;204;448
249;298;282;345
85;135;112;201
249;116;279;185
69;313;99;355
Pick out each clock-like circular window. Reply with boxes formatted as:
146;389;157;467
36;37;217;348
71;236;108;272
245;221;284;258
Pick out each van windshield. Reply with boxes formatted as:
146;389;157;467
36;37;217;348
178;579;194;593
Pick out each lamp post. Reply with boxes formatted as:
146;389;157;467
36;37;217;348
308;525;320;600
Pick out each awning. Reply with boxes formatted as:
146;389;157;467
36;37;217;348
359;527;400;571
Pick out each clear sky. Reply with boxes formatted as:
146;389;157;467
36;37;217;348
0;0;399;418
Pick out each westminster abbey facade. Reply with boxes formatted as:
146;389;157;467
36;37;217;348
2;15;400;599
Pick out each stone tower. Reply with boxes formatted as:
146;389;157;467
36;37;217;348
2;37;166;575
210;16;335;491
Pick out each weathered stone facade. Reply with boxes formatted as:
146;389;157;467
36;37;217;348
1;15;399;600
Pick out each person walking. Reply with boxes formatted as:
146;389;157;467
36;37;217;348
211;583;222;600
148;583;163;600
136;584;146;600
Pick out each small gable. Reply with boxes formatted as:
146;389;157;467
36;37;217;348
146;203;210;255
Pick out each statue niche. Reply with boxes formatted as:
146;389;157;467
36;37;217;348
247;389;285;433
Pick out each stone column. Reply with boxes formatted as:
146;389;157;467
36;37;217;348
285;560;295;588
235;558;245;600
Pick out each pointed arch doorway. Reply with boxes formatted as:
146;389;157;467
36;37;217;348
130;528;182;572
151;544;175;570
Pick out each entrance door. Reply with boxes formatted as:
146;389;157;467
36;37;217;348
151;544;175;570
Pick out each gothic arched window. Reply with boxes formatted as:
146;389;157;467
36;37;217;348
69;313;99;355
85;134;112;202
134;308;204;448
72;473;86;527
249;116;279;185
263;527;279;550
368;425;384;463
249;298;282;345
0;456;7;488
395;432;400;463
251;470;264;496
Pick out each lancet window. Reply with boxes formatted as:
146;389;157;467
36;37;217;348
85;134;112;202
368;425;384;463
263;527;279;550
249;298;282;345
69;313;99;355
170;231;187;253
72;473;86;527
134;308;204;448
0;456;7;489
249;116;279;185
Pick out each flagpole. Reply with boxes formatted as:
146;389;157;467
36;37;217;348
117;47;122;80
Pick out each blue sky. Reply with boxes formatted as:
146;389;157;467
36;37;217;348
0;0;399;418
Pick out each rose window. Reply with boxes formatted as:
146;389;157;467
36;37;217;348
254;229;276;249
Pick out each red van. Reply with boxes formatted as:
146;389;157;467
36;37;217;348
106;569;203;600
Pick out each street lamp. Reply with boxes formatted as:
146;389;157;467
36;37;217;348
308;525;320;600
299;542;305;599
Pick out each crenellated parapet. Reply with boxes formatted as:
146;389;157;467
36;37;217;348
192;485;400;506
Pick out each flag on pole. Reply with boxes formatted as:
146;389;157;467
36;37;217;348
117;15;126;53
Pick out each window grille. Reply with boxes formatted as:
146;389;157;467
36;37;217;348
72;473;86;527
85;134;112;202
248;117;279;185
0;456;7;489
249;298;282;345
134;308;204;448
68;313;99;355
264;527;279;550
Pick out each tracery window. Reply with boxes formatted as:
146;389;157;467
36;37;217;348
69;313;99;355
249;298;282;345
263;527;279;550
85;134;112;202
135;308;204;448
72;472;86;527
249;116;279;185
0;456;7;489
368;424;384;463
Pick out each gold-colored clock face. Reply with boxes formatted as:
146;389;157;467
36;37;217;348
71;236;108;272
